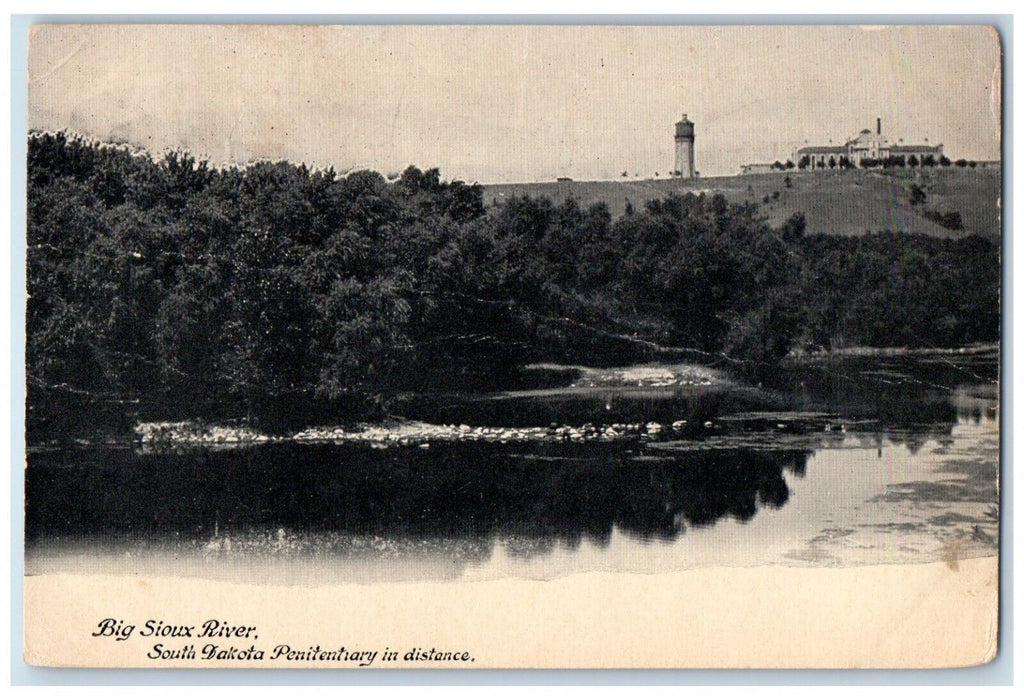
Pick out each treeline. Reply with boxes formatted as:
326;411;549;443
769;153;977;171
26;133;1000;439
796;231;998;350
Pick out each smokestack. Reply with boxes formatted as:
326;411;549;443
877;117;881;136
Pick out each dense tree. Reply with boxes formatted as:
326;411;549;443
796;232;997;350
25;133;1001;441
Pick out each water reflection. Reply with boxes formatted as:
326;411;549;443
25;355;999;580
26;443;809;555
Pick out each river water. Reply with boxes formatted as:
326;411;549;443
25;353;999;583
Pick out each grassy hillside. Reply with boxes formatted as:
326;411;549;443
484;168;1002;239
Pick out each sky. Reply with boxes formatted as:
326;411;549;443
27;24;1002;183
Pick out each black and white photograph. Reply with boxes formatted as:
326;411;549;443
21;23;1002;669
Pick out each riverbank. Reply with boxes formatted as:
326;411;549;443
133;416;719;450
787;342;999;360
124;362;740;449
524;362;723;387
29;352;998;452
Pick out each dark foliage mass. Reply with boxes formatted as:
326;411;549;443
26;442;806;545
26;133;1000;440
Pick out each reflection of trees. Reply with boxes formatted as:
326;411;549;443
763;358;995;432
786;453;808;478
872;426;957;454
612;450;806;540
26;443;809;549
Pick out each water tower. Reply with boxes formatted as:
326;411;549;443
674;114;695;178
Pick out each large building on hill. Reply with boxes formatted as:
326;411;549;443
794;118;943;170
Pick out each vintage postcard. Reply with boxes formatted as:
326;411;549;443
22;23;1001;669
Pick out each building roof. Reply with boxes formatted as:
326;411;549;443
796;145;847;155
849;131;879;142
889;144;943;153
